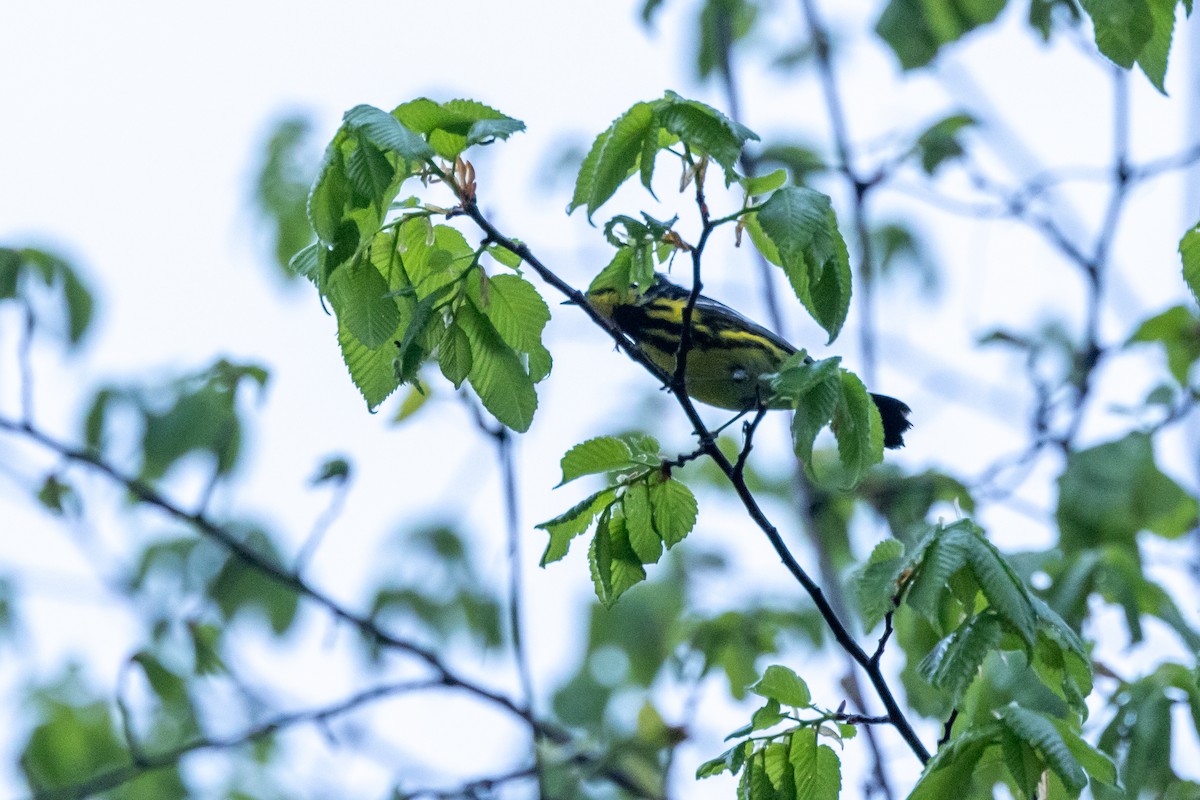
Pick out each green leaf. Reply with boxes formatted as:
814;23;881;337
918;611;1004;703
1136;0;1177;92
876;0;1008;69
470;273;550;355
569;102;658;220
914;113;977;174
344;104;433;162
437;319;472;388
740;168;787;197
338;318;402;410
1078;0;1155;68
751;665;811;707
486;242;524;270
831;370;884;487
784;362;842;469
649;477;698;547
537;487;617;565
906;523;973;624
210;529;299;635
754;187;852;341
1051;717;1118;787
1128;304;1200;385
697;742;749;779
589;509;647;607
189;622;227;675
36;475;78;517
965;530;1038;647
458;301;537;432
789;728;841;800
656;91;759;180
854;538;906;629
998;704;1088;793
392;98;524;160
1057;432;1199;550
558;436;640;485
1182;221;1200;305
326;255;402;349
622;480;662;563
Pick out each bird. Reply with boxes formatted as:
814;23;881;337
583;273;912;449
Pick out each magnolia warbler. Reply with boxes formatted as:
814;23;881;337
585;274;912;449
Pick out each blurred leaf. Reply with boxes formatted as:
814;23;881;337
36;474;79;517
1127;304;1200;385
696;0;757;79
0;247;94;346
252;115;318;278
209;528;299;634
310;456;351;485
1057;433;1198;550
876;0;1008;69
1029;0;1083;38
914;113;977;174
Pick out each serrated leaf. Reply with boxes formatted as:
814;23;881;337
649;477;697;547
787;367;841;469
471;273;550;353
1051;718;1118;787
589;510;647;607
855;538;906;629
558;436;639;485
1079;0;1155;68
831;370;884;487
1136;0;1176;92
338;318;402;411
344;104;433;162
570;102;658;220
755;187;852;341
457;301;536;431
486;243;524;270
623;480;662;563
656;92;759;179
437;320;472;388
751;665;811;707
965;530;1038;647
326;255;402;349
789;728;841;800
537;487;618;566
918;611;1004;703
1180;222;1200;305
998;704;1087;793
906;524;973;624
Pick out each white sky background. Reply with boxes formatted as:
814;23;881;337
1;1;1198;797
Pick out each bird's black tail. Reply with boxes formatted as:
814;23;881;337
870;393;912;450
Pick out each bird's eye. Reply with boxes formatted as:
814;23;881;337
730;367;748;383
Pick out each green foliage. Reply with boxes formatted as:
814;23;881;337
368;525;502;654
698;678;845;800
696;0;758;79
538;434;698;605
768;353;884;486
914;113;977;174
20;668;187;799
1127;304;1200;385
1095;663;1200;798
569;91;759;220
875;0;1008;70
1182;220;1200;304
749;187;852;342
1078;0;1185;92
1056;433;1198;550
0;246;94;346
252;116;318;278
85;359;268;482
